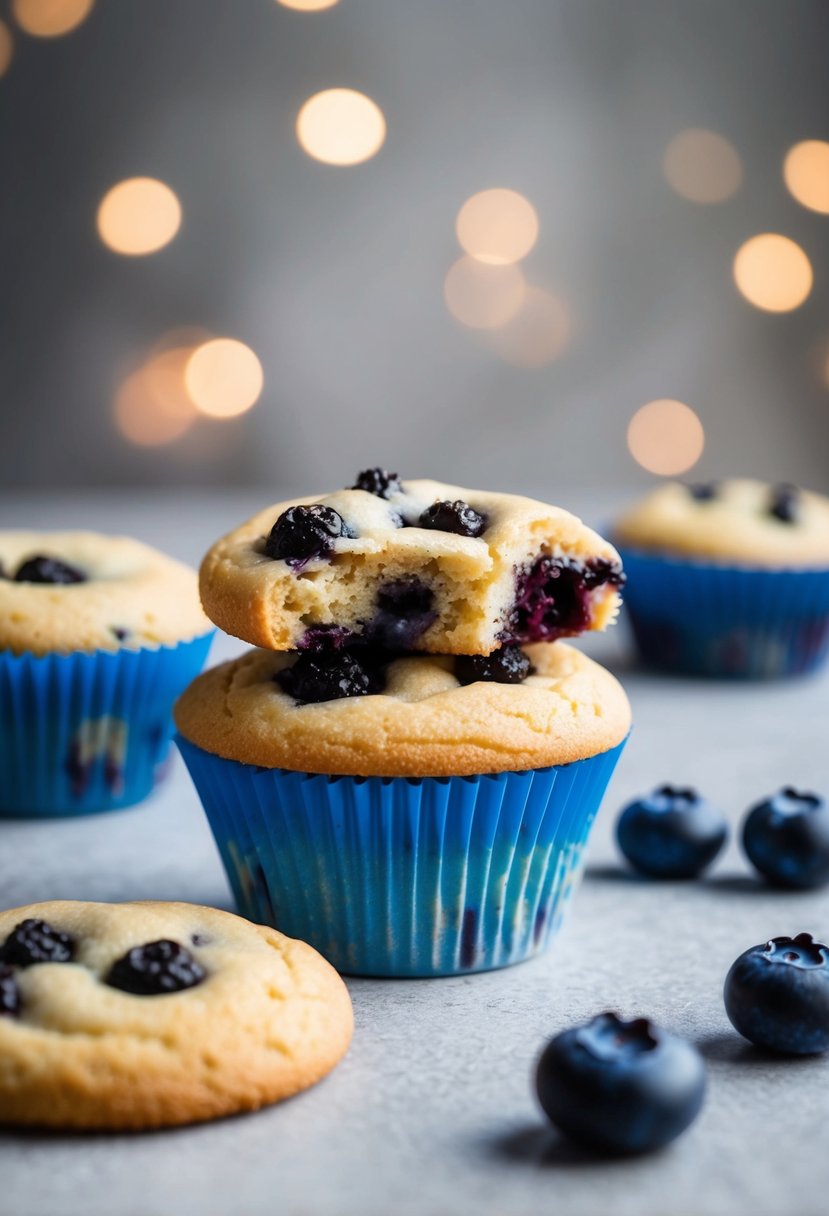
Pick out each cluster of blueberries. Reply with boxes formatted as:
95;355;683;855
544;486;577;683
0;919;206;1017
532;786;829;1154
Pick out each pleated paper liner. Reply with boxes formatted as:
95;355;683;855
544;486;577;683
177;735;627;978
617;545;829;679
0;632;214;817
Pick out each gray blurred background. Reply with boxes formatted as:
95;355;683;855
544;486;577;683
1;0;827;497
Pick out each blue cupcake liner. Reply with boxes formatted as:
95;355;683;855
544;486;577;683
616;544;829;679
176;735;627;978
0;633;214;817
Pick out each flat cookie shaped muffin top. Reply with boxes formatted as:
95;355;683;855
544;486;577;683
614;480;829;566
174;640;631;777
199;471;624;656
0;900;352;1130
0;531;211;654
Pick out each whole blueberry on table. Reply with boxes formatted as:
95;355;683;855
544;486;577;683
724;933;829;1054
742;787;829;889
616;785;728;879
535;1012;706;1154
264;504;353;563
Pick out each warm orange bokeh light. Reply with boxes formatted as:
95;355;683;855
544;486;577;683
296;88;386;166
662;129;742;204
627;399;705;476
12;0;94;37
97;178;182;256
486;287;570;367
276;0;338;9
114;347;197;448
733;234;813;313
185;339;264;419
783;141;829;214
0;21;14;76
456;189;539;265
444;257;525;330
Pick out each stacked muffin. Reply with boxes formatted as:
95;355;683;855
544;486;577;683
175;471;631;976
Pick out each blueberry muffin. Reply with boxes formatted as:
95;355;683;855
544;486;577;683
0;900;352;1129
199;470;624;657
175;642;631;976
0;531;213;815
613;479;829;678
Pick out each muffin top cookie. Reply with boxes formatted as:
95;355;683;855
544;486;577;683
614;480;829;566
0;531;211;654
0;900;352;1130
174;641;631;777
199;470;624;657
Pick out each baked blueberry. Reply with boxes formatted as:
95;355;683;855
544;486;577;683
351;468;402;499
616;786;728;879
418;500;486;538
106;939;206;996
0;919;75;967
687;482;718;502
741;788;829;889
724;934;829;1054
0;965;20;1017
276;650;381;704
14;556;86;584
455;645;532;685
265;505;353;564
368;579;437;649
535;1012;706;1154
768;483;799;524
507;556;624;644
297;624;354;652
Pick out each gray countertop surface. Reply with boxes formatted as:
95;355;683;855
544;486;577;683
1;492;828;1216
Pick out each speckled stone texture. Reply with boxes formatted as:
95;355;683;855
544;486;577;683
1;492;828;1216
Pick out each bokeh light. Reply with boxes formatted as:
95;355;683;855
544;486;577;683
276;0;338;9
185;339;264;418
733;233;813;313
486;287;570;367
663;129;743;203
97;178;182;256
114;346;198;448
783;141;829;214
627;399;705;475
444;257;525;330
0;22;14;77
12;0;94;37
296;88;386;166
456;189;539;265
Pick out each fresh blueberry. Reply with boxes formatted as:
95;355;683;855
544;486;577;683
616;786;728;879
0;919;75;967
418;500;487;538
264;504;353;564
687;482;718;502
454;645;533;685
768;483;799;524
106;940;206;996
0;965;20;1017
276;650;382;704
724;933;829;1054
368;579;437;649
14;556;86;584
351;468;402;499
535;1012;706;1154
742;788;829;889
505;556;624;644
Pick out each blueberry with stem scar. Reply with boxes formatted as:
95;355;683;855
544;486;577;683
724;934;829;1054
616;786;728;879
742;787;829;889
535;1012;706;1154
